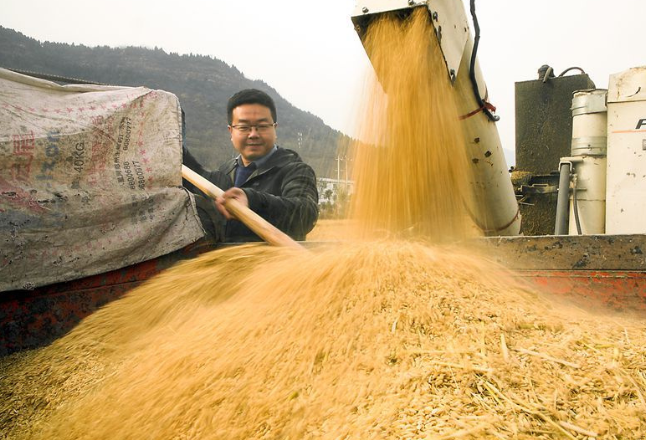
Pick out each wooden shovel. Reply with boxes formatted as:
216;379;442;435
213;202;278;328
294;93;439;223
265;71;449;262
181;165;304;250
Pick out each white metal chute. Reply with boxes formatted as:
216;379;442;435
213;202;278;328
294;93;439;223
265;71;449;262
351;0;521;235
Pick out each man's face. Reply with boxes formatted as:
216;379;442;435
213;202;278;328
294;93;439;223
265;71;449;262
228;103;277;165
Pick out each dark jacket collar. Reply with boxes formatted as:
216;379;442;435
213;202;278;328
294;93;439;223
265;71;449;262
221;146;302;176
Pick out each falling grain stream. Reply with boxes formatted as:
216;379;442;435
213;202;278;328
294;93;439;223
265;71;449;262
2;10;645;439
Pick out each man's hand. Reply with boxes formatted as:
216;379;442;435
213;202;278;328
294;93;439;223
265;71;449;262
215;187;249;220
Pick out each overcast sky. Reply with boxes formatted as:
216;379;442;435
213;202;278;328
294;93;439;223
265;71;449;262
3;0;646;166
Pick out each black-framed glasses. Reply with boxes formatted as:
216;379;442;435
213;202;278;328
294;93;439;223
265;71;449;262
230;123;276;133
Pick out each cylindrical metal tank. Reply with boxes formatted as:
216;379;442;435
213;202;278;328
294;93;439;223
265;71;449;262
567;89;607;235
606;66;646;234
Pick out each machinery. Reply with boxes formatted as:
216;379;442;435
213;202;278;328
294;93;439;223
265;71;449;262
351;0;646;311
517;67;646;238
351;0;646;240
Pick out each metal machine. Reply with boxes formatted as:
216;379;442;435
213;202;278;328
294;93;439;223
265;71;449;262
350;0;646;312
352;0;646;240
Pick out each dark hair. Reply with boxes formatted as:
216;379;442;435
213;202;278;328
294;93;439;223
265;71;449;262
227;89;277;124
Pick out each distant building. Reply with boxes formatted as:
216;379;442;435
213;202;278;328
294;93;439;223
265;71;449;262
317;177;354;205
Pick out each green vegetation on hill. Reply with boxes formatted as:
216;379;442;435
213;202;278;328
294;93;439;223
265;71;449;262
0;26;348;178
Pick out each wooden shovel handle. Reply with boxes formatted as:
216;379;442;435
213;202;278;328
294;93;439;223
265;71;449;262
181;165;304;250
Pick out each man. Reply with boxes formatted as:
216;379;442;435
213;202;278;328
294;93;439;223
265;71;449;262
183;89;318;242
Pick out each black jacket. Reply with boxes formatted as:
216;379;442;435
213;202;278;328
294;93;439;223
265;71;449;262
183;147;318;242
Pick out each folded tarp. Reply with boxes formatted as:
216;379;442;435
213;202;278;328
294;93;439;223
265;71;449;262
0;68;205;291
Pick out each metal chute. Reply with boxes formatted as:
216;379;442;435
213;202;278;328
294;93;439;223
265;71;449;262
351;0;521;235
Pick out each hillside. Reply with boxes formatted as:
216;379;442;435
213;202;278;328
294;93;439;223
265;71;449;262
0;26;348;178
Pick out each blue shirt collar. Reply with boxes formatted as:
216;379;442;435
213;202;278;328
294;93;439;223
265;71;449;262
236;145;277;168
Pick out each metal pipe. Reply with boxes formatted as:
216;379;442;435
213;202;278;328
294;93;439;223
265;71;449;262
554;162;571;235
571;174;583;235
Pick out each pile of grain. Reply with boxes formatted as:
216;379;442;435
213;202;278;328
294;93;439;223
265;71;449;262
2;242;644;439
